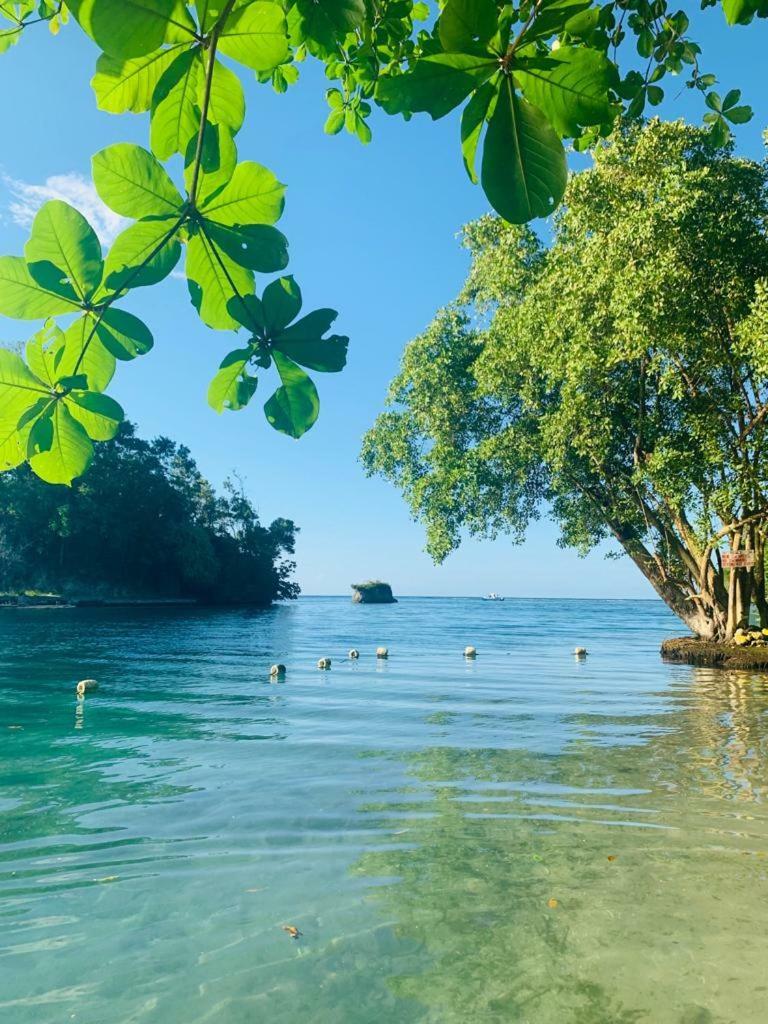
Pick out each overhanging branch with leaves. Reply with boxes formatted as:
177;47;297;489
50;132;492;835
0;0;761;485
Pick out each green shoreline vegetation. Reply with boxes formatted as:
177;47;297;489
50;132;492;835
0;423;299;607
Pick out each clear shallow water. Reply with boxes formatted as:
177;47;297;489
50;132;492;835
1;597;767;1024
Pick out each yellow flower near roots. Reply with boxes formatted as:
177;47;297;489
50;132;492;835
734;634;750;646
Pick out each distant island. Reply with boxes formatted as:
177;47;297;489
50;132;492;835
0;424;299;607
351;581;397;604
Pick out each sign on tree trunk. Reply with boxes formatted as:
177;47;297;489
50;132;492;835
722;551;756;569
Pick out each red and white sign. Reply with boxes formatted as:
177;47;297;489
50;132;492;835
722;551;756;569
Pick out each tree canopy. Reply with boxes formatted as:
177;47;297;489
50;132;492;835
0;1;761;487
0;422;299;603
362;120;768;640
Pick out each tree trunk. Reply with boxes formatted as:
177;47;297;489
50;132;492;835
725;529;748;640
613;530;728;640
752;533;768;627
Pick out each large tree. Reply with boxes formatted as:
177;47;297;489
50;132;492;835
363;120;768;640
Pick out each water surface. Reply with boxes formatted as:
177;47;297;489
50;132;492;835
1;598;767;1023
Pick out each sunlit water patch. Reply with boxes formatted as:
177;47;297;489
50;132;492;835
1;598;767;1023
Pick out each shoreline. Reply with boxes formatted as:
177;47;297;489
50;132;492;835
661;636;768;670
0;595;199;609
0;596;276;610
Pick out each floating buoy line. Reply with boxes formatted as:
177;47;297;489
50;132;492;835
73;644;593;692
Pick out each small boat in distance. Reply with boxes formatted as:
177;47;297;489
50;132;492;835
483;593;505;602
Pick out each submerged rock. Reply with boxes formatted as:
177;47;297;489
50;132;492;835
351;581;397;604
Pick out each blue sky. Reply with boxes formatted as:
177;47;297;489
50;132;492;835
0;11;765;597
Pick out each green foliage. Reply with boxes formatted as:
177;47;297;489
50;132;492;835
0;0;760;486
208;275;348;437
362;121;768;641
0;318;124;484
0;422;300;603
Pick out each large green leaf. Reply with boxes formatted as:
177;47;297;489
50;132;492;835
0;346;48;399
25;320;66;387
461;79;497;183
0;403;32;472
226;292;265;333
66;390;124;441
273;310;348;372
218;1;288;72
208;347;258;412
25;200;104;302
101;217;182;294
186;230;254;330
376;53;497;120
204;221;289;272
93;143;184;219
208;57;246;135
0;349;47;471
481;78;567;223
165;0;198;42
60;316;117;392
94;308;154;360
92;45;184;113
150;47;203;159
294;0;365;51
68;0;190;58
0;256;81;319
199;161;285;226
439;0;499;53
195;0;227;34
262;275;302;333
27;401;93;485
722;0;765;24
515;47;615;137
522;0;594;44
185;122;238;200
264;350;319;438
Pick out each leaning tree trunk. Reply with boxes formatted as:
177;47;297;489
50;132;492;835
613;529;728;640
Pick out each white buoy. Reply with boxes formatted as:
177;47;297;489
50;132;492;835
317;657;332;670
76;679;99;696
464;646;477;658
376;647;389;659
270;664;286;678
574;647;588;658
348;649;360;659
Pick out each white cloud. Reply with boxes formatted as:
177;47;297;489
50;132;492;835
3;172;128;246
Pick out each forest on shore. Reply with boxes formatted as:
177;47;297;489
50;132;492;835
0;423;299;606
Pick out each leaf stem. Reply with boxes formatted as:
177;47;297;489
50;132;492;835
199;220;261;334
72;214;187;376
189;0;237;206
503;0;543;70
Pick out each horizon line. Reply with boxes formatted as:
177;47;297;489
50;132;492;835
296;594;661;601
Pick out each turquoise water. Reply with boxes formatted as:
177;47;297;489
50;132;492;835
1;597;767;1023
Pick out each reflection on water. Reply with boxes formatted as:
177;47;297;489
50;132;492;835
0;600;766;1023
355;668;768;1023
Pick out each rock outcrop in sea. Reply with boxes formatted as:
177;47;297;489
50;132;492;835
351;581;397;604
